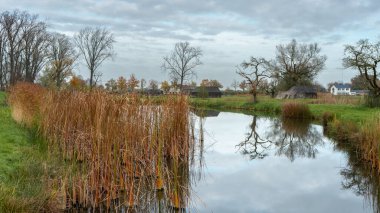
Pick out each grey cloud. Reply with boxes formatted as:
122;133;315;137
6;0;380;39
0;0;379;86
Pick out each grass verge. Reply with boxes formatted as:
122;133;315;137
0;91;64;212
190;95;380;124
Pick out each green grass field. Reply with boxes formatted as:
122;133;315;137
190;95;380;124
0;92;30;180
0;91;63;212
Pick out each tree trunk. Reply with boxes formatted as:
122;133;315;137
253;93;257;103
90;68;94;89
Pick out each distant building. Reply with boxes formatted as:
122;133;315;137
330;83;351;95
276;86;317;99
330;83;369;95
191;86;222;98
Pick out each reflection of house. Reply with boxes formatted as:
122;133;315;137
330;83;369;95
276;86;317;99
190;87;222;98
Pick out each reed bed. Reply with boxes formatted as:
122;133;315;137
8;82;46;127
327;115;380;173
281;102;311;119
9;83;200;211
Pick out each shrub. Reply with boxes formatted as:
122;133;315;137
281;102;311;119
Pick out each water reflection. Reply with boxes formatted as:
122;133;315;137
67;109;380;213
237;116;323;161
335;138;380;213
193;110;377;213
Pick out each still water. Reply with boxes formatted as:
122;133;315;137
190;111;376;213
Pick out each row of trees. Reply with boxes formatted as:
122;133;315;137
0;10;115;90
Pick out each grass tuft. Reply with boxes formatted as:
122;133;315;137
281;102;311;119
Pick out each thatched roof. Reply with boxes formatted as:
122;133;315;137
276;86;317;99
287;86;317;94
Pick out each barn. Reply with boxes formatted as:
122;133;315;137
276;86;317;99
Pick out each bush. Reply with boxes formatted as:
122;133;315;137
281;102;311;119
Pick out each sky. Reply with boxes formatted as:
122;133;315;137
1;0;380;88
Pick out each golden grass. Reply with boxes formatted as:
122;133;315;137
9;83;198;211
40;90;195;210
7;82;46;127
281;102;311;119
311;93;363;105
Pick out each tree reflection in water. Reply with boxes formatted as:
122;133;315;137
237;115;324;161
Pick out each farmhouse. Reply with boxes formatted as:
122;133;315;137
330;83;351;95
330;83;369;96
276;86;317;99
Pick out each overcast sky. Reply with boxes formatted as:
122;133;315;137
2;0;380;87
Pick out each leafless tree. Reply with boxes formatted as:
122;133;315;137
74;27;115;89
231;79;239;91
149;80;158;90
0;10;50;88
271;39;327;90
46;33;77;88
162;41;202;92
237;57;271;103
21;15;50;82
343;39;380;96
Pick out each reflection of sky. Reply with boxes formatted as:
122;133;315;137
192;112;372;213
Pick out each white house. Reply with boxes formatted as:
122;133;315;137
330;83;351;95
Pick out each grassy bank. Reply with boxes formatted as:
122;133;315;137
190;95;380;124
0;91;63;212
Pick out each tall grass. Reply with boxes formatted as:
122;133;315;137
327;114;380;173
9;83;199;211
8;82;46;127
281;102;311;119
311;93;363;105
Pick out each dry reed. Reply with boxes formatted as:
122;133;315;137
39;90;196;211
7;82;46;127
311;93;363;105
281;102;311;119
8;83;199;211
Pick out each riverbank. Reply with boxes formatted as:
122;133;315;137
0;91;63;212
190;95;380;124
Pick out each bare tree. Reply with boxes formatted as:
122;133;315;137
0;10;27;85
162;41;202;92
231;79;239;91
272;39;327;90
239;80;247;92
74;27;115;89
21;14;50;83
343;39;380;96
237;57;271;103
45;33;76;88
0;10;50;87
